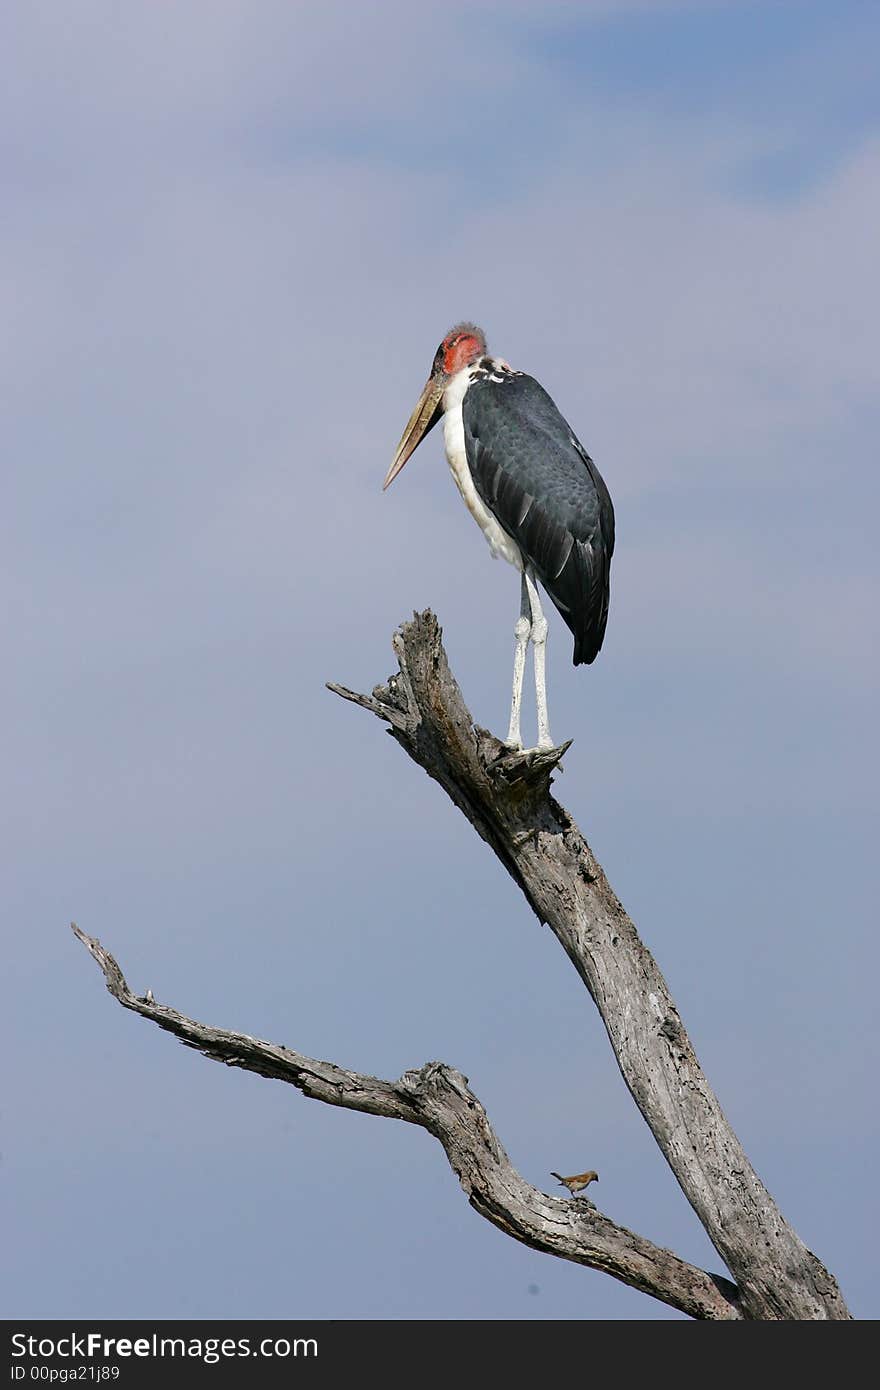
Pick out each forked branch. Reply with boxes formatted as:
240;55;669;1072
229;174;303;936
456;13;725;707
75;610;850;1320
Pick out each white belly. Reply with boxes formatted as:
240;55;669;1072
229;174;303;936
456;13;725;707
442;372;523;570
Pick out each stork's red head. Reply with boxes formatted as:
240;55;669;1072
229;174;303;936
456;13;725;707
383;323;488;491
432;323;487;379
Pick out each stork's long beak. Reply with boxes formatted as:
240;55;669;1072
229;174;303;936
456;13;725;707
383;376;445;490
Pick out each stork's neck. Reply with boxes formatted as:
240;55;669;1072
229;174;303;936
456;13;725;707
441;355;513;412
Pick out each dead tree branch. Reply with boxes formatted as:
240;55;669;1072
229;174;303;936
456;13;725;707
72;923;741;1320
74;609;850;1320
326;610;850;1321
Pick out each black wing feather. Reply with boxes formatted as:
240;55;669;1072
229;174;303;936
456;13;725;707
462;372;614;665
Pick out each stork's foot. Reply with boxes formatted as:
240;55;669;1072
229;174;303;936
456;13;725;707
501;736;562;756
503;740;557;756
481;733;573;789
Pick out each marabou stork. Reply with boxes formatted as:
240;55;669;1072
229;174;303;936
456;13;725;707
383;324;615;752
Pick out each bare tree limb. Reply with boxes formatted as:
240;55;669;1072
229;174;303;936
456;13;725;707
72;924;742;1321
72;610;850;1320
327;610;850;1321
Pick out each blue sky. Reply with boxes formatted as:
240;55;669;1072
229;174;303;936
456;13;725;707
3;1;878;1321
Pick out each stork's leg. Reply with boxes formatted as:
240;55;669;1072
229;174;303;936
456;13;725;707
505;572;532;750
524;566;553;749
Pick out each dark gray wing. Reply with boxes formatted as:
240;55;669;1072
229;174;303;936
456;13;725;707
462;372;614;664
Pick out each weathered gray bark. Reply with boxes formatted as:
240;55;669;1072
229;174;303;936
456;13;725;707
74;610;850;1319
326;611;850;1321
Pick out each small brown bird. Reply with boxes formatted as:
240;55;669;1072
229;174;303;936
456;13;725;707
551;1169;599;1196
